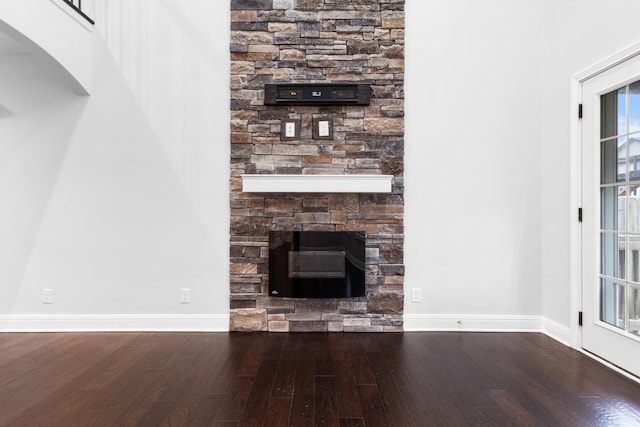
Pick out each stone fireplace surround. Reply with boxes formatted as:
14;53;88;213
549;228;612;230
229;0;405;332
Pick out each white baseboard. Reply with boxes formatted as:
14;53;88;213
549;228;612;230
542;317;572;346
0;313;574;343
0;314;229;332
403;314;543;332
403;314;574;347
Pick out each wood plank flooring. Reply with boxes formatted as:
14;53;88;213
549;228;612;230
1;332;640;426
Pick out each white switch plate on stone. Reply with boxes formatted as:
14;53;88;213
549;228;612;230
285;122;296;137
318;120;330;137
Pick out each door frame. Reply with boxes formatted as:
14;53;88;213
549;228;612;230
571;41;640;376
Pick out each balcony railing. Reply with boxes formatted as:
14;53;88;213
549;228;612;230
62;0;94;25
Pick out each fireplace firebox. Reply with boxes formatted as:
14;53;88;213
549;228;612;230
269;231;366;298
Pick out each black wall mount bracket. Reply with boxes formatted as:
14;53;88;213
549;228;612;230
264;83;371;106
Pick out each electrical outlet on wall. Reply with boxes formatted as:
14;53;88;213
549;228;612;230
43;289;53;304
411;288;421;303
180;288;191;304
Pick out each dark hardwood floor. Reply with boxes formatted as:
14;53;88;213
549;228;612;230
1;332;640;426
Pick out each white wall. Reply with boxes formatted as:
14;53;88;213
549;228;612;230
0;0;230;331
93;0;229;242
404;0;544;331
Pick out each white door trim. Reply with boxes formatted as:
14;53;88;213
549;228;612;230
570;41;640;350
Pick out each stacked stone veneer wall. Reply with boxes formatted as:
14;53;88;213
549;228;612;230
229;0;405;332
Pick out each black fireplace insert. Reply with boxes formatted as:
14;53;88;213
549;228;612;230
269;231;366;298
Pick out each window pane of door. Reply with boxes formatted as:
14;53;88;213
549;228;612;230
601;186;626;231
630;285;640;335
601;88;626;138
600;138;626;183
629;81;640;134
600;278;626;329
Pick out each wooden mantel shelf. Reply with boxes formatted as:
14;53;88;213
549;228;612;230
241;174;393;193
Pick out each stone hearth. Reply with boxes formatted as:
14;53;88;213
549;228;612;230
229;0;405;332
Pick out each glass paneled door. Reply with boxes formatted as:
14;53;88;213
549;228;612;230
582;54;640;378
